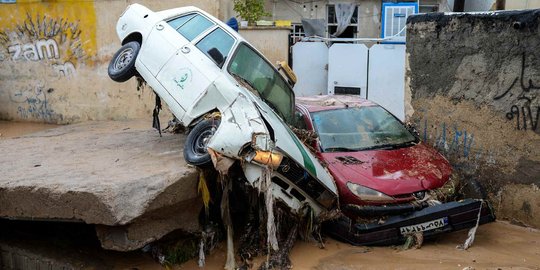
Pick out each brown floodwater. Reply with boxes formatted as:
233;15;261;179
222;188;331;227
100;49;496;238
0;120;59;139
169;221;540;270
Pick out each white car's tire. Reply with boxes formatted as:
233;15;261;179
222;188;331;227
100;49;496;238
184;119;220;167
108;41;140;82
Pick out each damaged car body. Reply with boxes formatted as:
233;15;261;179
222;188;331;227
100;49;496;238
295;95;495;245
295;95;452;218
108;4;337;216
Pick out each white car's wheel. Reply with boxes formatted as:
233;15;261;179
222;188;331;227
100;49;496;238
184;119;220;166
108;41;140;82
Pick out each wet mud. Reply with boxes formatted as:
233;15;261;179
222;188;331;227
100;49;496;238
176;221;540;269
0;120;58;139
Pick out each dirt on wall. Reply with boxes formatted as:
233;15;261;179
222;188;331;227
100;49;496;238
406;10;540;228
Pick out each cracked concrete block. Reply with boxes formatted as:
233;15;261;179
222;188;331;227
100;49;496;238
0;121;202;250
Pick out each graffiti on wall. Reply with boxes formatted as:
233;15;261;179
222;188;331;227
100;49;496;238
8;82;62;122
494;53;540;131
419;119;496;171
0;2;97;122
0;11;90;75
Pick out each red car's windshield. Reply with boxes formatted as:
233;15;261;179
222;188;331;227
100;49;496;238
311;106;417;152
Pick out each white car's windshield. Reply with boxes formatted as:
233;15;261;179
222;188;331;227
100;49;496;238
228;43;294;123
312;106;417;152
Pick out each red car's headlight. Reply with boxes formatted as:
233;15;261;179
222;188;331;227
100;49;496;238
346;182;394;201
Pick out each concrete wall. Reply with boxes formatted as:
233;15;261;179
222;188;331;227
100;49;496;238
447;0;496;11
239;27;290;65
406;10;540;228
0;0;219;124
446;0;540;11
506;0;540;10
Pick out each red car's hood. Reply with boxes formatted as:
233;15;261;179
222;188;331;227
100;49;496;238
322;143;452;196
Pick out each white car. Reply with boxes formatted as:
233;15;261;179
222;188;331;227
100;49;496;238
108;4;337;215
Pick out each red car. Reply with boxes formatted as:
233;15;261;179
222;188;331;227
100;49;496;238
294;95;452;219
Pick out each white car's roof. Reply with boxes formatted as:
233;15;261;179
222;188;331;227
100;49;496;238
153;5;248;46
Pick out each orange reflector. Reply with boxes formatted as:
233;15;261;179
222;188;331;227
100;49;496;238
252;150;283;169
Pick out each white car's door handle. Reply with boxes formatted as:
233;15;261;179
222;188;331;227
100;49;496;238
181;46;191;54
156;24;164;30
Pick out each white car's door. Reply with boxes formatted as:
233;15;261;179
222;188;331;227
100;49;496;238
138;14;197;76
156;24;236;115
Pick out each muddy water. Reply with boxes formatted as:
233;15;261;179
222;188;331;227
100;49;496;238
176;221;540;270
0;120;59;139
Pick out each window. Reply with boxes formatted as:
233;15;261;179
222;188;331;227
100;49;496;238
381;3;417;43
168;14;195;30
290;23;305;45
196;28;235;67
228;43;294;123
419;4;439;13
288;23;306;67
168;14;214;41
326;5;359;38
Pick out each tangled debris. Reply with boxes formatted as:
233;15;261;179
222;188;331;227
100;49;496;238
457;200;484;250
402;232;424;250
289;126;319;154
162;117;187;134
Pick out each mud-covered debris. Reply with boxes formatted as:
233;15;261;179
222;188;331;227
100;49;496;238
429;174;463;202
198;238;205;267
404;121;420;138
289;126;319;153
259;223;298;270
402;232;424;250
136;76;146;92
142;234;199;266
233;176;334;269
335;156;364;165
163;117;186;134
457;200;484;250
198;169;211;215
220;175;236;270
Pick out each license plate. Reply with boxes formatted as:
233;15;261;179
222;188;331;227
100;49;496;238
400;217;448;235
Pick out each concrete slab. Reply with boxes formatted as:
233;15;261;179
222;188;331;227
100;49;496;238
0;121;201;251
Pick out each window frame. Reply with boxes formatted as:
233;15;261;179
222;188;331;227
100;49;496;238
325;4;359;38
195;26;237;68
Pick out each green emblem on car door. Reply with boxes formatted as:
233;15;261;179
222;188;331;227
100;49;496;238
174;68;192;89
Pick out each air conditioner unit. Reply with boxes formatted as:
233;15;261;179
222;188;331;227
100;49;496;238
381;2;418;44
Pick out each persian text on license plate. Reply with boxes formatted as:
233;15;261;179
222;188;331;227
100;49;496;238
400;217;448;235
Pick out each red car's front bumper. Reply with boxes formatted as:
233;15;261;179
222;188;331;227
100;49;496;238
324;199;496;246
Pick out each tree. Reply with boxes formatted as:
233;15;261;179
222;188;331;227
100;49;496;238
233;0;271;25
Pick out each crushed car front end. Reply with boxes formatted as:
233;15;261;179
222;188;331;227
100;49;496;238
198;74;338;216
